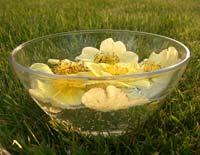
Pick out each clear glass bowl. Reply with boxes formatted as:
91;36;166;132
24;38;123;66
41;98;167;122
11;30;190;135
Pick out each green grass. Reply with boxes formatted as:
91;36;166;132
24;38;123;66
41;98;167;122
0;0;200;154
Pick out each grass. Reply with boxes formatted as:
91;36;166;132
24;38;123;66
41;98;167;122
0;0;200;154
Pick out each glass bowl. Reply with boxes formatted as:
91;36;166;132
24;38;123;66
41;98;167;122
11;30;190;135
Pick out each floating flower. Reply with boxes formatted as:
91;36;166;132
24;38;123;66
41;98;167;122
29;60;91;108
140;47;180;98
75;38;139;64
81;85;149;112
141;47;179;72
84;62;151;89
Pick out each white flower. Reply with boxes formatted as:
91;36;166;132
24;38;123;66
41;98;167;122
81;85;149;112
140;47;180;98
75;38;138;64
141;47;179;72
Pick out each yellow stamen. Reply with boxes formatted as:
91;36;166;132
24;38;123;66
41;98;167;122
143;62;161;72
94;53;120;64
105;65;128;75
52;61;88;75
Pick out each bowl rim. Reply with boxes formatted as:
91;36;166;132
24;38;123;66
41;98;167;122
11;29;190;80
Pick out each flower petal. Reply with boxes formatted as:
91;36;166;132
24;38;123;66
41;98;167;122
113;41;126;53
75;47;100;62
164;47;179;67
82;85;149;112
85;62;111;76
147;47;179;68
30;79;84;108
53;88;84;106
47;59;60;65
82;85;129;112
117;51;139;63
100;38;127;54
30;63;53;74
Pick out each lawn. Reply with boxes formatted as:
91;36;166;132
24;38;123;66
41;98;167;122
0;0;200;154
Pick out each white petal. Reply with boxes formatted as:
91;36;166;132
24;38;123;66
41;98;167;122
113;41;126;53
75;47;100;62
148;52;161;65
117;51;139;63
164;47;179;66
100;38;115;53
30;63;53;74
147;47;179;68
82;85;129;112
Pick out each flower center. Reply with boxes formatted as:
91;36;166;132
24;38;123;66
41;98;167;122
105;65;128;75
52;61;88;75
143;62;161;72
93;53;120;64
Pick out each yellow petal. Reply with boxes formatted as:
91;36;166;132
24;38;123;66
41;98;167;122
100;38;127;54
30;79;84;108
53;87;84;106
100;38;115;53
30;63;53;74
118;62;142;74
36;80;55;94
75;47;100;62
85;62;111;76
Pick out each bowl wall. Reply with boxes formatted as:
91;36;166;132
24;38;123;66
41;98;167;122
11;30;190;134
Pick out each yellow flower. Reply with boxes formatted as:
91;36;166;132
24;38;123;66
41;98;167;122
29;61;91;108
75;38;138;64
85;62;151;89
81;85;149;112
85;62;142;76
